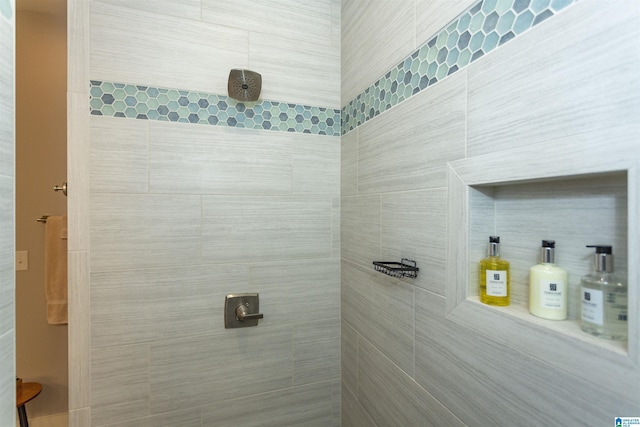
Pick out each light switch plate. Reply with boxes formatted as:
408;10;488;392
16;251;28;271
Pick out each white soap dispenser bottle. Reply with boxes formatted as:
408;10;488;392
529;240;568;320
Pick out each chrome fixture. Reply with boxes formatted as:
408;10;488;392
224;293;264;328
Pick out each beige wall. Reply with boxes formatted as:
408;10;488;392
16;10;68;419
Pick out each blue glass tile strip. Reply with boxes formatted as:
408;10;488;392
89;81;341;137
341;0;577;134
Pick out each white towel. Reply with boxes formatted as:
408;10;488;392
45;215;68;324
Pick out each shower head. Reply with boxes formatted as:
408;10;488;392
228;69;262;102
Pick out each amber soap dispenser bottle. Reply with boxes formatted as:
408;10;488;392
479;236;510;306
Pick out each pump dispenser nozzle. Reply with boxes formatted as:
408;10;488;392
541;240;556;263
586;245;613;273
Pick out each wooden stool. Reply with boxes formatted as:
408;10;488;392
16;381;42;427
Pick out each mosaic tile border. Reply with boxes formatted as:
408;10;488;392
90;81;341;137
341;0;577;134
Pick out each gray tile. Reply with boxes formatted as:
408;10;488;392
331;379;341;427
292;134;340;195
90;116;149;193
294;318;341;385
358;337;465;427
332;197;340;258
202;196;332;263
249;258;340;328
467;2;640;156
90;2;248;95
340;129;358;197
341;321;358;396
202;0;333;47
341;0;414;104
0;330;14;426
341;260;414;376
414;288;640;426
91;344;150;426
250;31;340;107
149;122;293;195
96;0;201;21
357;72;466;194
0;177;13;330
0;27;13;178
202;381;334;427
342;384;377;427
150;327;292;413
90;193;202;271
381;189;447;295
100;408;201;427
91;264;250;348
341;195;381;267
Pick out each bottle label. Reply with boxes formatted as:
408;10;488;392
486;270;507;297
539;279;565;310
581;288;603;326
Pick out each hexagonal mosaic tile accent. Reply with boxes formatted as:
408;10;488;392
90;81;341;137
341;0;578;134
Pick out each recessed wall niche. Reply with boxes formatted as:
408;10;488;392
445;138;639;400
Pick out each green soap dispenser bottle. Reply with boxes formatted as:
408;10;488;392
580;245;628;340
479;236;510;306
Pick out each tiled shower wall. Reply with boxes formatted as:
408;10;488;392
0;0;15;425
80;1;341;425
341;0;639;425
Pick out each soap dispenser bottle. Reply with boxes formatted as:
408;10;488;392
529;240;568;320
479;236;510;306
580;245;628;340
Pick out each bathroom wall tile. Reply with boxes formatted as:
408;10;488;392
341;0;415;105
250;31;340;108
342;385;377;427
68;92;90;252
293;318;341;386
149;327;292;413
357;72;466;194
68;251;91;410
149;122;292;195
100;408;201;427
90;116;149;193
0;177;13;331
90;193;202;271
331;379;341;427
201;381;334;427
341;260;414;376
91;264;250;349
202;196;332;263
0;330;14;427
340;128;357;197
68;407;91;427
340;195;381;268
381;189;447;295
90;2;248;95
96;0;201;21
0;16;13;177
415;0;478;46
202;0;333;47
67;0;89;93
249;258;340;328
331;0;341;48
341;321;358;397
414;288;640;426
91;344;150;426
332;197;340;258
292;134;340;195
467;1;640;156
358;337;465;427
